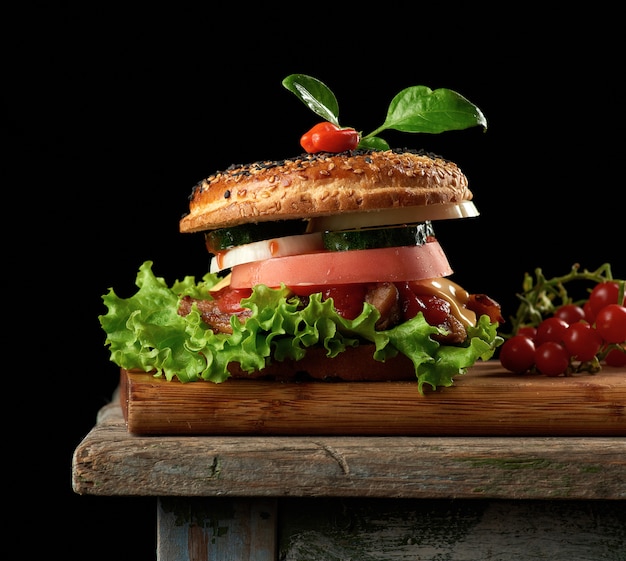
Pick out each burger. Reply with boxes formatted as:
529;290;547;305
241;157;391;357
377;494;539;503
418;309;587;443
100;75;503;393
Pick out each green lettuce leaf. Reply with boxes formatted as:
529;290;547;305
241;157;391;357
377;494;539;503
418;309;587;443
99;261;503;393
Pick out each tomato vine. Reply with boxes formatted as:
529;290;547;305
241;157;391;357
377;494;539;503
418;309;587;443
504;263;625;338
499;263;626;376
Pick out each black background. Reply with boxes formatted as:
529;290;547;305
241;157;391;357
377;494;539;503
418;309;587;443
8;4;624;559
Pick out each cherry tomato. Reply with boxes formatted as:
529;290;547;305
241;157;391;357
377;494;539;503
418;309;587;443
605;346;626;367
499;335;536;374
553;304;586;324
561;322;603;361
535;317;569;346
589;282;623;317
300;122;360;153
418;294;452;326
321;285;367;320
288;283;367;319
534;341;570;376
213;286;253;314
594;304;626;344
583;300;596;323
396;281;424;321
394;282;442;323
517;326;537;340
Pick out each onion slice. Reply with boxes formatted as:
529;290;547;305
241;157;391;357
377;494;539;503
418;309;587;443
210;232;324;273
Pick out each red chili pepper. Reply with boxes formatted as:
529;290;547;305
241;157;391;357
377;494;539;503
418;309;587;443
300;121;360;153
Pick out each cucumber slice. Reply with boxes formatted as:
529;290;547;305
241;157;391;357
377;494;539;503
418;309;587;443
322;222;435;251
206;220;307;252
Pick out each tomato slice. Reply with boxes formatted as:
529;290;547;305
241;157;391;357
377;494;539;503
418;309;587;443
229;241;453;288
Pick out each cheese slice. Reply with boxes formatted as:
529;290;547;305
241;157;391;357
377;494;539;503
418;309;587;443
410;277;477;327
208;273;233;292
307;201;479;232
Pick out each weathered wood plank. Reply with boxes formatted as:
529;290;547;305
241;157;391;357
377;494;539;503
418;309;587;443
278;498;626;561
157;497;276;561
72;400;626;500
121;362;626;436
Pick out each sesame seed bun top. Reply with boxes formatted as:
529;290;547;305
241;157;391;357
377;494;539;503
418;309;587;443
179;148;472;233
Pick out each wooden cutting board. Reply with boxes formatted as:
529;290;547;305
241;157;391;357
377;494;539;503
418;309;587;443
120;361;626;436
120;362;626;436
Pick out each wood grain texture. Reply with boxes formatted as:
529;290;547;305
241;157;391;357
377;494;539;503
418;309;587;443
152;496;626;561
120;362;626;436
278;498;626;561
157;497;277;561
72;400;626;500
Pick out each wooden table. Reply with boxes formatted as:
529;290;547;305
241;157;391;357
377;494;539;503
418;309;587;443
72;392;626;560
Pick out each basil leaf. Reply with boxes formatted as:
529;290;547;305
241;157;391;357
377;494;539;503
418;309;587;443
358;136;389;151
284;75;488;149
375;86;488;135
282;74;340;125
